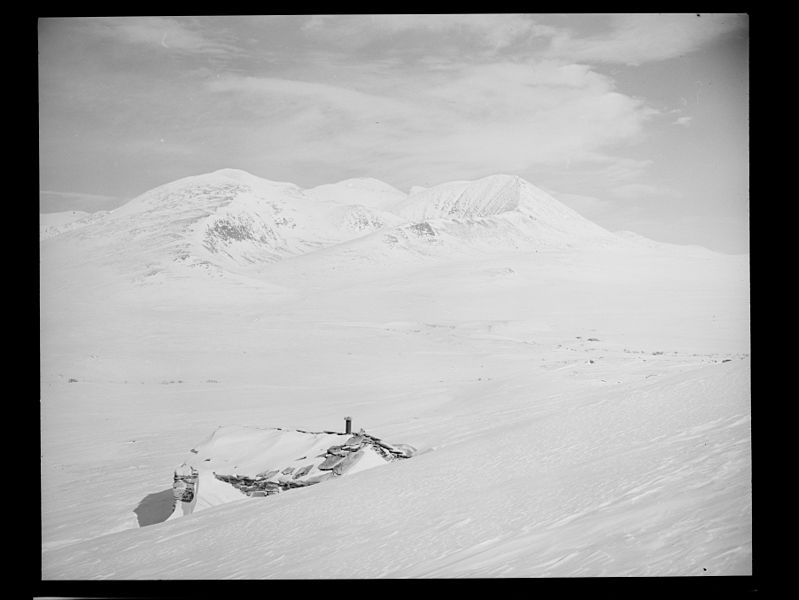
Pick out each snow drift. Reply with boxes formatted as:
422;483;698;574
166;425;415;520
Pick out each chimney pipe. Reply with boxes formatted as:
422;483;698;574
345;416;352;434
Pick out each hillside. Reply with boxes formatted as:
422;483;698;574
40;170;633;279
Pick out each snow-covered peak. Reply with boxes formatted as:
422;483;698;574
44;169;411;275
333;177;404;194
393;173;614;243
209;167;261;181
396;174;526;221
40;169;628;278
305;177;407;211
209;168;301;191
110;169;302;218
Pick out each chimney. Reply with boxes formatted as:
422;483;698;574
345;416;352;434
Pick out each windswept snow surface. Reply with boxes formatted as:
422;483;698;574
40;169;750;579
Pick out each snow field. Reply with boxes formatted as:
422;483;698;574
41;356;749;578
40;169;750;578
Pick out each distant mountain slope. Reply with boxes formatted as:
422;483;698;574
305;177;407;211
39;210;109;241
40;169;405;276
396;174;613;239
386;174;617;252
39;169;684;281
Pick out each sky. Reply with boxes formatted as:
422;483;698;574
38;14;749;253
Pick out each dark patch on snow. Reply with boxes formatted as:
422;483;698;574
134;488;176;527
409;222;436;237
208;220;253;242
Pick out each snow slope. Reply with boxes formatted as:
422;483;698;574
305;177;407;211
395;174;616;242
39;210;109;241
40;169;751;579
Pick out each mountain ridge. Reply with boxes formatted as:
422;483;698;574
39;169;695;279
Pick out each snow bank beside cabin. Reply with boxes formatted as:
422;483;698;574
167;425;415;519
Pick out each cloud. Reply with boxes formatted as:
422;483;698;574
206;75;409;118
547;191;614;217
674;116;693;127
546;13;747;65
545;155;655;188
520;154;658;212
204;60;657;187
611;183;682;201
301;14;554;51
299;14;746;66
75;17;243;57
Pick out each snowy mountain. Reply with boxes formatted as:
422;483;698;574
397;174;606;236
41;169;408;275
40;170;628;280
373;174;621;257
40;169;751;579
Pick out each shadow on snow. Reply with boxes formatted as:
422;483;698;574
134;488;175;527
